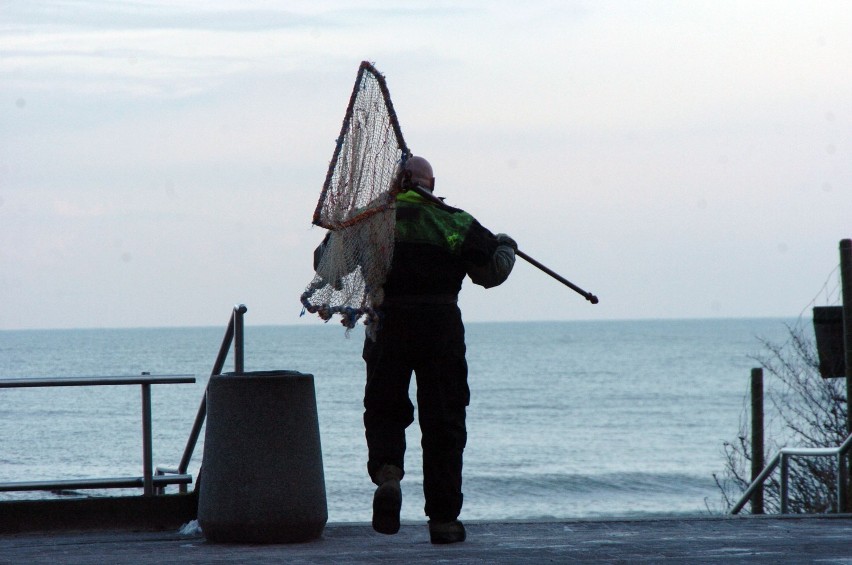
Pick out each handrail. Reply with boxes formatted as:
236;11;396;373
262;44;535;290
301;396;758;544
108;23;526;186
731;432;852;515
2;475;192;492
731;453;781;515
0;375;194;388
0;374;195;497
157;304;247;489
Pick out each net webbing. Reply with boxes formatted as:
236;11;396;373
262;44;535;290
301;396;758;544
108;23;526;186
301;61;410;331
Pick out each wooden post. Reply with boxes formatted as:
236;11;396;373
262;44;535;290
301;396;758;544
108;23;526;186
841;238;852;509
842;239;852;434
750;367;765;514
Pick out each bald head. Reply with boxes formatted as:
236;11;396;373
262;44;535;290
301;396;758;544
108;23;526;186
403;156;435;192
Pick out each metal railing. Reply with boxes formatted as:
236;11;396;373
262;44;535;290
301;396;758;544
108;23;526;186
0;374;195;497
731;433;852;514
155;304;247;491
0;304;247;498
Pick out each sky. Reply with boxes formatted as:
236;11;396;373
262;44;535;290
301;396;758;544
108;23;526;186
1;0;850;330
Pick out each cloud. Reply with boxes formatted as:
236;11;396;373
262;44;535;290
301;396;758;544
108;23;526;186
51;199;110;218
2;1;309;32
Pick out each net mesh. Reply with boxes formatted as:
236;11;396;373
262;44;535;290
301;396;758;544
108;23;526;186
301;61;409;331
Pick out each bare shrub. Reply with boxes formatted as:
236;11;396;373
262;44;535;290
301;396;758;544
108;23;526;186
714;322;848;514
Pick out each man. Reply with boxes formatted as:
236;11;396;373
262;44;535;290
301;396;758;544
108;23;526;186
362;156;516;544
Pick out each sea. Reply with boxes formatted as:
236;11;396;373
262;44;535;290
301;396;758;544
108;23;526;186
0;318;801;523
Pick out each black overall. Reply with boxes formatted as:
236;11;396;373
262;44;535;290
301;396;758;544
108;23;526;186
362;193;500;521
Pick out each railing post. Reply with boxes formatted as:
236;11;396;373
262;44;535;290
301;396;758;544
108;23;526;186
840;239;852;509
141;381;154;496
838;453;848;513
234;304;247;374
780;453;789;514
750;368;765;514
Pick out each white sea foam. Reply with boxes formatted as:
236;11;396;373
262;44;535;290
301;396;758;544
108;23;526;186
179;519;202;536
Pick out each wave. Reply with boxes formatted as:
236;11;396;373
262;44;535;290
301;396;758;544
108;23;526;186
452;471;720;520
466;471;713;497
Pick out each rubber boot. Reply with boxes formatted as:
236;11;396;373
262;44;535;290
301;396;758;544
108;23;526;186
428;519;466;544
372;464;403;535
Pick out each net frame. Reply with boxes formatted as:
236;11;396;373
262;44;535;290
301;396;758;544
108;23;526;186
312;61;410;230
301;61;411;331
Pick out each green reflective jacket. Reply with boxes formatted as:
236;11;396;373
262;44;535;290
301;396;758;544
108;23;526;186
394;191;476;255
381;190;507;299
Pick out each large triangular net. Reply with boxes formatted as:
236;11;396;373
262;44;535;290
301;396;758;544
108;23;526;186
301;61;410;332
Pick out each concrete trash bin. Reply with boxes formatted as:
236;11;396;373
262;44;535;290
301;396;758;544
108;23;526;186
197;370;327;543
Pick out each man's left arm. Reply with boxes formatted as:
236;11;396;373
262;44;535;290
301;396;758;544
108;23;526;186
465;224;517;288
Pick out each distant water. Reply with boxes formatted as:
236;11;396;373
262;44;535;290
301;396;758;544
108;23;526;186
0;318;797;522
